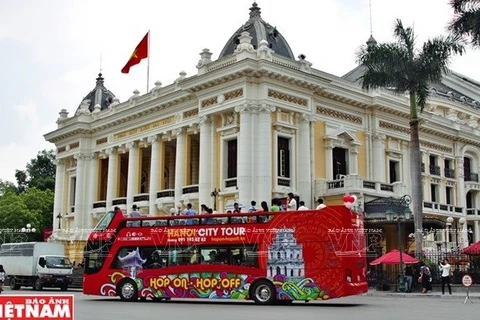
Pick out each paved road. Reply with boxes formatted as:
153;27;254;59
2;288;478;320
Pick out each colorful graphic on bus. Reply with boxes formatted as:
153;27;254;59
83;206;367;304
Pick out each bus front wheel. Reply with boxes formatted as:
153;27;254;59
250;280;276;305
117;279;138;302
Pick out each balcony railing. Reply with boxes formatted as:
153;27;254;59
465;172;479;182
133;194;149;202
278;177;291;187
112;197;127;206
224;178;237;188
157;190;174;198
423;201;463;215
467;208;480;215
317;175;402;197
182;185;199;194
429;165;441;176
421;163;425;173
92;201;106;209
445;168;455;179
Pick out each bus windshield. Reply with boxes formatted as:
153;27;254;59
94;211;116;230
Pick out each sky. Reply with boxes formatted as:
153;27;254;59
1;0;479;184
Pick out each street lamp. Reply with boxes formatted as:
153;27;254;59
56;213;63;229
385;195;412;293
210;188;219;211
21;223;36;233
446;216;454;251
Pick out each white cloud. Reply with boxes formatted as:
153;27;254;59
0;0;479;183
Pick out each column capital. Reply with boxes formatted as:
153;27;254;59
147;134;161;144
172;127;186;137
199;115;212;126
258;104;276;114
234;103;255;114
105;147;117;156
373;133;386;142
125;141;137;150
73;153;88;160
53;158;65;166
325;139;335;149
298;112;315;123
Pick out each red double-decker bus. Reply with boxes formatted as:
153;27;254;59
83;206;367;304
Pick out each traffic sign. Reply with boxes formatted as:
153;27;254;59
462;275;473;287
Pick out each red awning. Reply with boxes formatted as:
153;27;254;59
370;249;419;265
461;241;480;256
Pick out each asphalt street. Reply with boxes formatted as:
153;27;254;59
2;288;479;320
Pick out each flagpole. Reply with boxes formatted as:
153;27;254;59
146;30;150;93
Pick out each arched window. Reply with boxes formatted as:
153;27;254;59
276;266;281;275
284;266;287;274
277;252;281;259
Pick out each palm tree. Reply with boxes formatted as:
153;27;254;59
357;19;464;258
449;0;480;47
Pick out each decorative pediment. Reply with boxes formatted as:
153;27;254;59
325;125;361;146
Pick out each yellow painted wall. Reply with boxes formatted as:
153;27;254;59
356;130;367;177
325;194;345;205
314;120;326;179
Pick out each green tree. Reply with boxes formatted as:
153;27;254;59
0;192;39;230
449;0;480;47
22;187;55;233
0;180;17;196
16;150;56;193
356;19;464;258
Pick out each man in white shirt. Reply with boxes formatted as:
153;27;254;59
129;204;141;217
287;192;297;211
298;201;309;210
439;258;452;295
316;198;326;210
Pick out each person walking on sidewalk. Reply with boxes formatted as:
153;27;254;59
439;258;452;295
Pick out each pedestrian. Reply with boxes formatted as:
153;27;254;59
298;201;309;210
316;198;326;210
287;193;297;211
128;204;141;217
0;265;6;293
439;258;452;295
404;265;413;293
419;262;432;293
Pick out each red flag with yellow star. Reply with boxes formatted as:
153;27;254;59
121;32;149;74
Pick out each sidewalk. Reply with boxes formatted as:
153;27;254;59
365;289;480;299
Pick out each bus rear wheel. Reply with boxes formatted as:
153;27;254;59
250;280;276;305
117;279;138;302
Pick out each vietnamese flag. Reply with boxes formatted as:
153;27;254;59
121;32;149;74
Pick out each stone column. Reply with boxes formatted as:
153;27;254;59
373;133;386;182
126;141;140;211
297;112;312;207
174;128;186;207
53;159;66;231
84;153;98;230
235;104;254;212
325;140;334;180
456;157;465;207
149;135;162;216
474;221;480;243
198;116;213;208
106;147;118;211
73;153;87;230
350;146;359;175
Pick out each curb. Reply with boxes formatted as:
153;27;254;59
364;292;480;299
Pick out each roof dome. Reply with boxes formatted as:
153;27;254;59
77;73;116;112
218;2;295;60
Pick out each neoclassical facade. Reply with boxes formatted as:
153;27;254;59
45;3;480;260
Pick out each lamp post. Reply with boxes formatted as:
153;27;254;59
210;188;219;211
385;195;412;292
56;213;63;229
21;223;36;233
446;216;453;252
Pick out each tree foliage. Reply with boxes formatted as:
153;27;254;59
15;150;56;193
449;0;480;47
356;19;464;258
